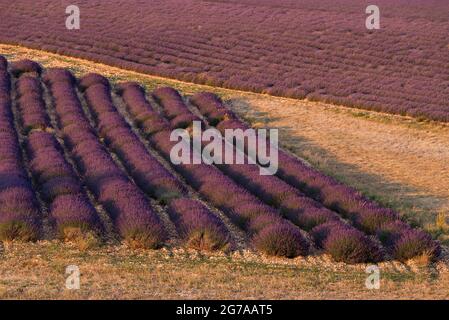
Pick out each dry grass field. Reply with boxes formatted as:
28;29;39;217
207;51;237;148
1;44;448;299
0;242;448;299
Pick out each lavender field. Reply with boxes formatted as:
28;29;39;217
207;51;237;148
1;0;449;302
0;0;448;122
0;56;441;265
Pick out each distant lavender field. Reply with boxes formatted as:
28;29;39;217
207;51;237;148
0;0;448;121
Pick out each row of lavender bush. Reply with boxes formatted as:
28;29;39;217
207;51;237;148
153;87;387;263
43;68;167;248
189;91;441;262
0;56;40;241
117;82;312;258
118;82;388;262
14;69;100;239
0;56;440;263
80;74;230;251
81;74;186;203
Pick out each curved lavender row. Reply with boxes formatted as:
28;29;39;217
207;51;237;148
190;92;441;261
118;82;326;259
15;73;100;237
155;87;388;263
80;74;186;204
310;221;382;264
168;198;230;251
0;58;40;241
81;75;235;251
43;69;167;249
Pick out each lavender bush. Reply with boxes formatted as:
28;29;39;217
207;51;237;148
311;222;383;264
168;198;230;251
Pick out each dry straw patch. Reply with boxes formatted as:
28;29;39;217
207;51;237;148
61;227;100;251
0;242;447;299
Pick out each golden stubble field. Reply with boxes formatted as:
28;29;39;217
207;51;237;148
0;242;448;299
1;44;448;299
